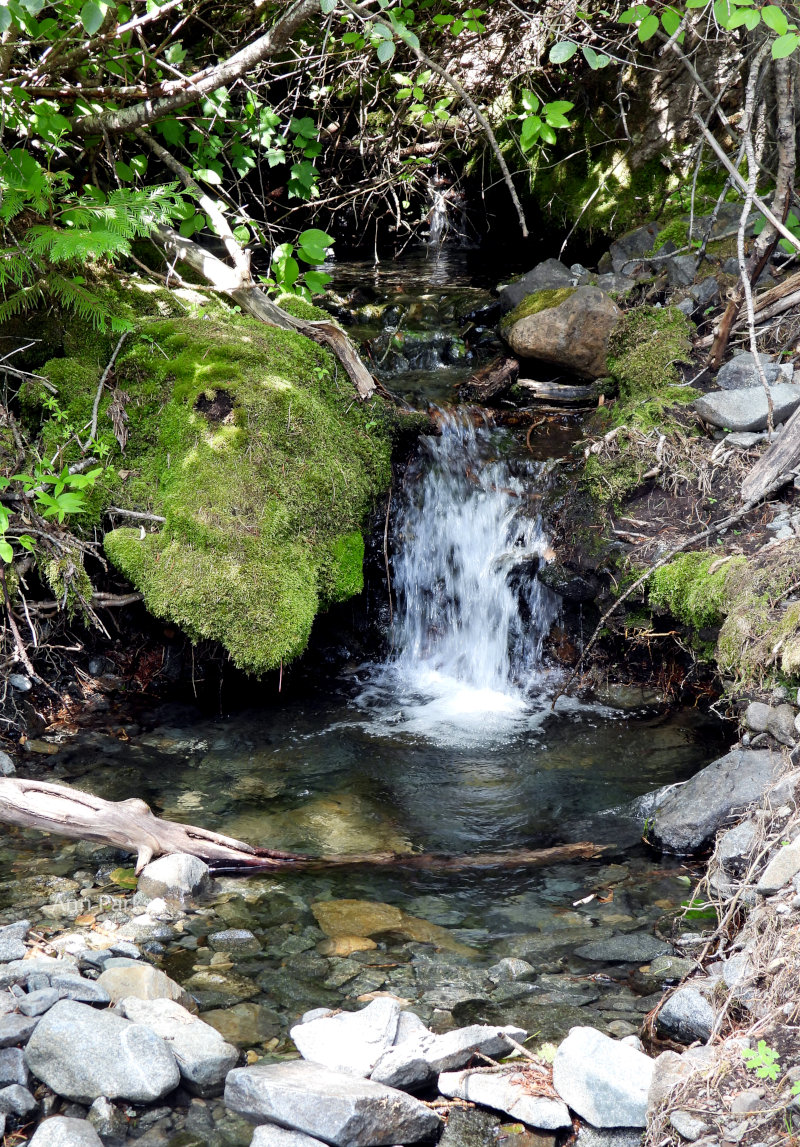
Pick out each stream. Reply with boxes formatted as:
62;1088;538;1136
0;249;730;1067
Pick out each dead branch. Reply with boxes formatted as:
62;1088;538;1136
0;777;605;875
741;402;800;502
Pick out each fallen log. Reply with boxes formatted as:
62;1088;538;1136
0;778;605;874
740;402;800;502
457;355;519;404
516;379;602;404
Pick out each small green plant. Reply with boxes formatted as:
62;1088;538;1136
261;228;335;301
514;91;575;151
742;1040;782;1081
680;897;718;923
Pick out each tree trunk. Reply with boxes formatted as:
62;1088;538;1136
0;778;605;874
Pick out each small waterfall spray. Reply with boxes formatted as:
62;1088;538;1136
362;411;560;735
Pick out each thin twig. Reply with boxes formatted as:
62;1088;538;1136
87;332;129;447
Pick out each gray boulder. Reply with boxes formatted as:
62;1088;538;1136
19;988;60;1016
650;748;782;854
745;702;797;746
0;751;15;776
575;933;671;963
694;384;800;432
224;1060;441;1147
0;1048;28;1086
370;1045;434;1090
552;1026;655;1128
136;853;211;903
251;1129;328;1147
605;222;663;275
291;998;401;1078
498;259;574;312
757;835;800;895
670;1109;709;1141
717;820;758;873
0;1083;37;1116
0;1013;39;1046
423;1024;526;1073
29;1118;103;1147
576;1129;644;1147
656;988;714;1044
25;999;180;1104
666;255;697;287
87;1097;128;1146
0;921;29;963
117;996;238;1095
716;352;786;390
438;1068;572;1129
503;286;621;379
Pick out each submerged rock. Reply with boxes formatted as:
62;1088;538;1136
552;1026;655;1128
650;748;782;854
224;1060;441;1147
311;899;474;956
574;933;671;963
501;287;621;379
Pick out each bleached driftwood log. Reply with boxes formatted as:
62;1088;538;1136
0;777;604;874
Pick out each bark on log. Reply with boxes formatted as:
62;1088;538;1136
516;379;601;404
0;778;605;874
457;355;519;403
740;403;800;501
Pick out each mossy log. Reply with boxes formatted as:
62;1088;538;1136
0;778;604;874
457;355;519;403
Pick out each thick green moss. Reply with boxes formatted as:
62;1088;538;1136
500;288;576;335
38;304;392;674
648;552;746;630
606;305;696;429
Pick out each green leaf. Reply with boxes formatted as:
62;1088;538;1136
0;8;11;33
298;227;334;263
772;30;800;54
549;40;578;62
115;161;133;181
303;270;333;294
194;167;222;185
521;90;540;112
661;7;681;33
539;123;557;145
109;867;138;889
638;11;660;37
582;43;600;66
713;0;734;25
321;0;336;11
80;0;104;34
233;225;249;242
17;535;35;552
376;38;395;61
0;540;13;563
762;4;788;32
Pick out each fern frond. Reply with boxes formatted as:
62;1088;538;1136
0;284;46;323
60;184;184;240
0;248;36;291
47;273;113;330
26;226;131;264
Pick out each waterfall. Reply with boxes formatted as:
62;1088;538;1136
360;411;560;737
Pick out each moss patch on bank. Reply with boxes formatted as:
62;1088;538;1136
606;305;695;429
29;298;392;674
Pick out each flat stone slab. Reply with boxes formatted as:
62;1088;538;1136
694;384;800;432
651;749;782;854
438;1068;572;1129
224;1060;441;1147
552;1026;655;1128
291;998;401;1078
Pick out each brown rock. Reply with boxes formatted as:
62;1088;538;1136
317;936;378;957
97;965;196;1011
504;286;621;379
311;899;475;956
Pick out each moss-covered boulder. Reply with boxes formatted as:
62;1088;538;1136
500;286;620;379
33;307;392;674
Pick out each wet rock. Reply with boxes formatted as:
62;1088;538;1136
486;959;536;983
716;352;786;390
311;900;474;957
0;1013;39;1045
537;563;599;603
180;968;260;1009
438;1069;572;1129
503;287;621;380
647;955;695;983
29;1117;103;1146
717;820;758;874
498;260;574;312
291;997;401;1078
317;937;377;958
117;997;238;1096
670;1110;710;1141
694;384;800;432
224;1060;441;1147
656;988;714;1044
744;702;797;746
574;933;671;963
24;1000;180;1104
438;1107;500;1147
0;921;29;963
208;930;261;955
97;964;192;1008
202;1002;282;1047
136;854;212;904
87;1096;128;1145
650;748;782;854
757;835;800;894
0;1082;38;1116
9;674;31;692
552;1026;655;1128
0;752;15;776
251;1129;328;1147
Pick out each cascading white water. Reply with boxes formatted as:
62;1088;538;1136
361;410;560;737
